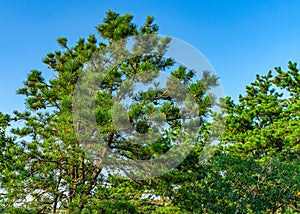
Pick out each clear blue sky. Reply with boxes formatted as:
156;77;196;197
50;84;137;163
1;0;300;114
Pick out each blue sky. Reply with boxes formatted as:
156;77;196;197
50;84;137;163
1;0;300;114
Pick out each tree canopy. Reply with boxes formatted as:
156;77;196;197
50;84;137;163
0;10;299;213
0;10;218;213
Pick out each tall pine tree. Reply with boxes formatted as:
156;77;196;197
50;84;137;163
0;10;218;213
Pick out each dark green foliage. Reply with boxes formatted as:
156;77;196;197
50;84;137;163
1;9;299;214
0;10;218;213
207;62;300;213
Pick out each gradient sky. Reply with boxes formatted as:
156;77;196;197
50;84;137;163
1;0;300;115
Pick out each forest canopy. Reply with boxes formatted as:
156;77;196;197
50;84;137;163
0;10;299;213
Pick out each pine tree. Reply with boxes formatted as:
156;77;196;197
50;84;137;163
0;10;218;213
207;62;300;213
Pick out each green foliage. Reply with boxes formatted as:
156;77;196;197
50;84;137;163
209;62;300;213
0;10;218;213
1;9;298;214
